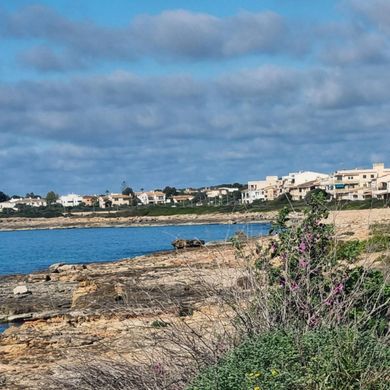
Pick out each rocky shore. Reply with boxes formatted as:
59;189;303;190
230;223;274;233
0;208;389;389
0;243;246;389
0;211;276;232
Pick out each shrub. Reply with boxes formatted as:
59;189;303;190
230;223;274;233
365;233;390;253
336;239;365;262
188;328;390;390
255;193;389;331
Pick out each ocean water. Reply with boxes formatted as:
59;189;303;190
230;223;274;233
0;223;270;276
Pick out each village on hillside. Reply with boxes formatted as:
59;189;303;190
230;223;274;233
1;162;390;212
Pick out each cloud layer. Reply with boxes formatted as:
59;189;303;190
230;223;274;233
0;6;306;71
0;2;389;195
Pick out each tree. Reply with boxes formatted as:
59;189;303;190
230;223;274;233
46;191;59;205
0;191;10;203
305;188;331;203
163;186;178;198
122;187;134;197
25;192;40;199
193;191;207;205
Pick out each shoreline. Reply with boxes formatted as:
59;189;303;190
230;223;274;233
1;208;389;388
0;211;276;232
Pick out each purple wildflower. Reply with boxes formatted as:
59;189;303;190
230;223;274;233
334;283;344;294
298;242;306;253
298;258;308;268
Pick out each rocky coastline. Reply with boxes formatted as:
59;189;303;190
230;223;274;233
1;208;389;389
0;211;276;232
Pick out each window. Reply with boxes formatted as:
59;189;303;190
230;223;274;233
363;175;367;178
371;174;375;178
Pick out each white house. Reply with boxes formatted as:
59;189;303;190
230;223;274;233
0;201;18;211
11;197;47;208
282;171;330;187
136;191;166;205
57;194;83;207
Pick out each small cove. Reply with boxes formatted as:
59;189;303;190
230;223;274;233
0;222;271;275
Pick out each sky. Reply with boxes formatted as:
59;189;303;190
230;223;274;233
0;0;389;195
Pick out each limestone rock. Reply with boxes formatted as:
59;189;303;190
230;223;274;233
13;286;30;296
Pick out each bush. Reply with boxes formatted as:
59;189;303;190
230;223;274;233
336;239;365;262
189;328;390;390
365;233;390;253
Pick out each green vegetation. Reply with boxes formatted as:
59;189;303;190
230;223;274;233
189;328;389;390
0;205;63;218
45;191;59;205
336;239;366;262
336;227;390;262
188;193;390;389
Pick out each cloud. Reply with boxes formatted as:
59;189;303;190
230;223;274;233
0;64;389;194
347;0;390;32
0;3;389;194
0;6;306;71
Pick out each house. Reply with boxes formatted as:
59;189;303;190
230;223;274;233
288;180;321;201
0;201;18;211
329;163;390;200
82;195;97;207
97;193;131;209
110;193;131;207
136;191;166;205
10;197;47;208
282;171;330;188
172;195;194;204
374;173;390;199
241;176;282;204
57;194;83;207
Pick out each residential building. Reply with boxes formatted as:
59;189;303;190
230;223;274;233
0;201;18;211
82;195;97;207
282;171;330;187
57;194;83;207
10;197;47;208
241;176;281;204
374;173;390;199
110;193;131;207
97;193;131;209
330;163;390;200
136;191;166;205
172;195;194;204
288;180;321;201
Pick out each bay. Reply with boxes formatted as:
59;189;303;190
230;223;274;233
0;223;270;276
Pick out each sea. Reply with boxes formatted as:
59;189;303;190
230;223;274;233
0;222;270;276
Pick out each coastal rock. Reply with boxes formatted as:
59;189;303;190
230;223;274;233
13;286;30;296
49;263;64;273
171;238;205;249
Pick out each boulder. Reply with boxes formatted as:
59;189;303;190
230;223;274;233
171;239;205;249
13;285;30;296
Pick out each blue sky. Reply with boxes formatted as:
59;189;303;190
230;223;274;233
0;0;389;195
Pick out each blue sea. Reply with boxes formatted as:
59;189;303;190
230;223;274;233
0;223;270;276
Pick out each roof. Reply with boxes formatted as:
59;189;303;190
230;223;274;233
173;195;194;200
291;180;320;189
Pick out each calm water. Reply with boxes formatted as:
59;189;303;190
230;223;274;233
0;223;270;276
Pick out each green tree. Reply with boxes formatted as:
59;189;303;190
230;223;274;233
0;191;10;202
163;186;178;198
122;187;134;197
46;191;59;205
